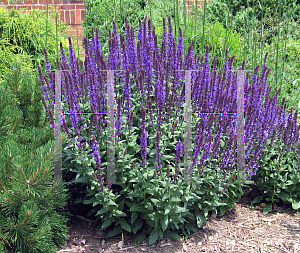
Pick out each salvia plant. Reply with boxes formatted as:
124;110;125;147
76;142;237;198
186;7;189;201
39;16;300;244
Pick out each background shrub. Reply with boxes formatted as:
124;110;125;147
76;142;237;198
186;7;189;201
0;6;70;81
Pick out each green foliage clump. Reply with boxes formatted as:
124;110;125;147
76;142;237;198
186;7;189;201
203;0;300;28
251;139;300;214
0;6;70;81
62;122;244;245
180;19;244;67
0;62;70;253
263;35;300;111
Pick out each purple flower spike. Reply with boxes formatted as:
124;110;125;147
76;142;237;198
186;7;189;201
175;140;184;169
92;134;101;168
140;107;148;166
156;130;162;169
116;96;123;141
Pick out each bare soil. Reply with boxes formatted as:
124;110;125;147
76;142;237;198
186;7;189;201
57;192;300;253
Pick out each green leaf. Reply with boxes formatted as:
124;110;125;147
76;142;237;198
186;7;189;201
195;210;206;228
263;204;273;215
74;198;84;204
149;229;159;245
106;200;117;206
164;203;172;215
173;220;179;229
83;196;96;205
158;228;164;241
219;206;228;215
161;154;174;161
106;226;122;238
130;204;144;212
114;210;127;217
170;197;181;202
177;217;186;224
145;202;153;210
101;219;112;230
132;218;143;234
292;201;300;210
175;206;188;213
162;193;170;201
73;177;87;183
164;231;181;241
96;206;108;216
120;219;131;232
162;215;169;232
136;232;145;243
131;212;138;224
151;198;160;205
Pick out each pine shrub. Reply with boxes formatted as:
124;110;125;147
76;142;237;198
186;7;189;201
0;62;70;253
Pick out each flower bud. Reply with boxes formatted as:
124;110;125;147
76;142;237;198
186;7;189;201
167;165;170;177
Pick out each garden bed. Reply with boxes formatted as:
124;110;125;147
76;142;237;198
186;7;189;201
57;190;300;253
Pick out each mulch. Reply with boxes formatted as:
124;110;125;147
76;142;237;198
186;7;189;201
57;191;300;253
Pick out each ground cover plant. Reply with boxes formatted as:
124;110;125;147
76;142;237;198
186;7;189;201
39;15;300;245
0;62;70;253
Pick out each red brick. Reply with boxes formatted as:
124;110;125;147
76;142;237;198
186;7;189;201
25;0;38;4
70;0;83;3
62;4;75;10
20;6;32;11
38;0;48;4
55;4;62;9
21;4;31;9
54;0;62;3
81;9;85;21
37;5;46;10
75;9;81;24
60;9;64;21
70;10;75;24
65;9;70;23
75;4;84;9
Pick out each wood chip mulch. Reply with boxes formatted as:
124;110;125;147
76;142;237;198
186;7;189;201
57;193;300;253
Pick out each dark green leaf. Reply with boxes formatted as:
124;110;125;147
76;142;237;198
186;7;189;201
101;219;113;230
83;196;96;205
162;215;169;232
96;206;108;216
164;231;181;241
136;232;145;243
120;219;131;232
106;226;122;238
131;212;138;224
149;229;159;245
132;218;144;234
130;204;144;212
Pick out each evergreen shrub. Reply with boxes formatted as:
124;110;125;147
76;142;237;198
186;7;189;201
0;62;70;253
